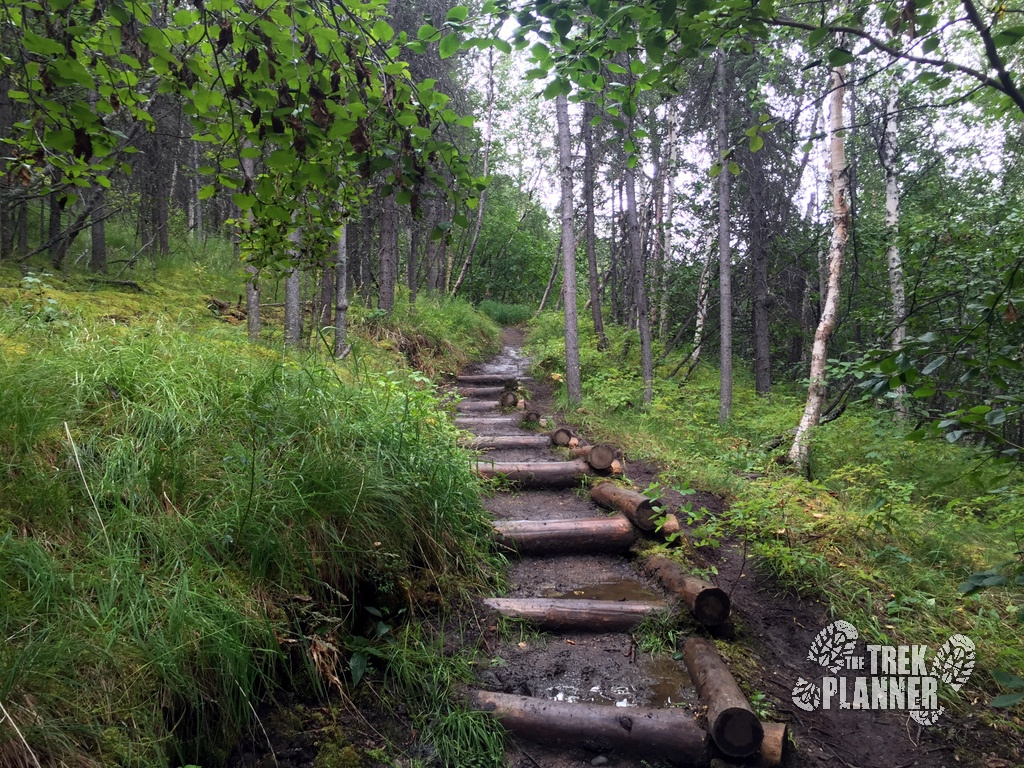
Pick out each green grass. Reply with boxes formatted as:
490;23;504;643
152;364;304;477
476;300;533;327
525;308;1024;731
0;230;506;768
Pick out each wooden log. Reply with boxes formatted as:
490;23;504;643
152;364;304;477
458;399;499;413
569;443;618;471
457;374;526;385
590;482;663;531
551;426;576;446
458;385;504;397
642;555;730;626
494;516;637;554
456;415;517;427
473;460;595;488
756;723;790;768
483;597;668;631
466;690;709;767
660;513;682;537
521;410;542;423
609;458;623;475
682;638;763;758
465;435;553;450
499;390;520;408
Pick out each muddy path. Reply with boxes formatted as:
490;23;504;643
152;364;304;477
458;328;1006;768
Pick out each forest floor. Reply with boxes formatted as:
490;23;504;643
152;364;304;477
463;328;1013;768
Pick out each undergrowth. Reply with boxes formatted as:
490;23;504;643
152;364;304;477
526;309;1024;735
476;300;532;327
0;236;504;768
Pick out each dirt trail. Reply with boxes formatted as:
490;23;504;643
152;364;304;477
457;328;989;768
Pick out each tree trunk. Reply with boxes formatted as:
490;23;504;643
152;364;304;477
555;92;583;405
881;67;907;412
466;435;551;450
407;215;419;304
717;52;733;423
689;234;715;374
452;50;495;297
90;191;107;273
241;150;261;341
788;59;850;471
379;190;398;312
284;223;303;347
582;101;608;350
661;104;678;340
623;129;654;406
334;222;350;357
48;188;66;268
749;163;771;396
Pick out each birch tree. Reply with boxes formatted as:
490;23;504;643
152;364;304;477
717;52;733;424
788;52;851;470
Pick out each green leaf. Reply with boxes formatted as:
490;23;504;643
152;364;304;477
198;185;216;200
22;31;65;56
417;23;438;40
827;48;856;67
709;163;722;178
660;0;678;26
749;134;764;152
990;692;1024;708
233;193;256;210
992;671;1024;689
350;651;368;685
446;5;468;22
807;27;830;47
922;36;940;54
372;20;394;42
439;33;460;59
727;162;740;175
922;355;947;375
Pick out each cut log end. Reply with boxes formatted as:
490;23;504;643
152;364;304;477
499;391;520;408
691;587;731;627
521;410;542;423
711;708;764;759
551;426;575;446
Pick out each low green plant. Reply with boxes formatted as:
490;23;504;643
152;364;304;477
477;299;533;326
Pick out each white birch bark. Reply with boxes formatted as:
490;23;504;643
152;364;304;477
881;67;907;412
334;222;350;358
788;60;851;470
717;51;733;424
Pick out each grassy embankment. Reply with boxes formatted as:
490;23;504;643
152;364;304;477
0;225;508;768
526;311;1024;740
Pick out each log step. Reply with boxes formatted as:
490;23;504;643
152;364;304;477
466;689;709;767
457;386;505;397
473;459;595;487
494;516;637;554
465;435;553;449
457;374;529;385
483;597;669;631
457;399;501;413
591;482;663;531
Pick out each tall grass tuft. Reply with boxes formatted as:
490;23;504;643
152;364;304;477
0;307;498;768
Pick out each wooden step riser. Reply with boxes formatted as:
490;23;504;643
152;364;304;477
494;516;637;554
466;690;709;767
484;597;669;631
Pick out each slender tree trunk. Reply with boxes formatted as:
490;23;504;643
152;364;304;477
241;150;261;340
555;92;582;405
749;165;771;396
90;191;107;272
582;101;607;350
717;52;733;424
452;49;495;296
788;58;851;471
335;222;350;357
624;159;653;406
49;188;66;268
660;104;678;340
536;240;561;316
408;215;420;304
379;190;398;312
692;234;715;369
284;222;303;347
881;67;907;412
